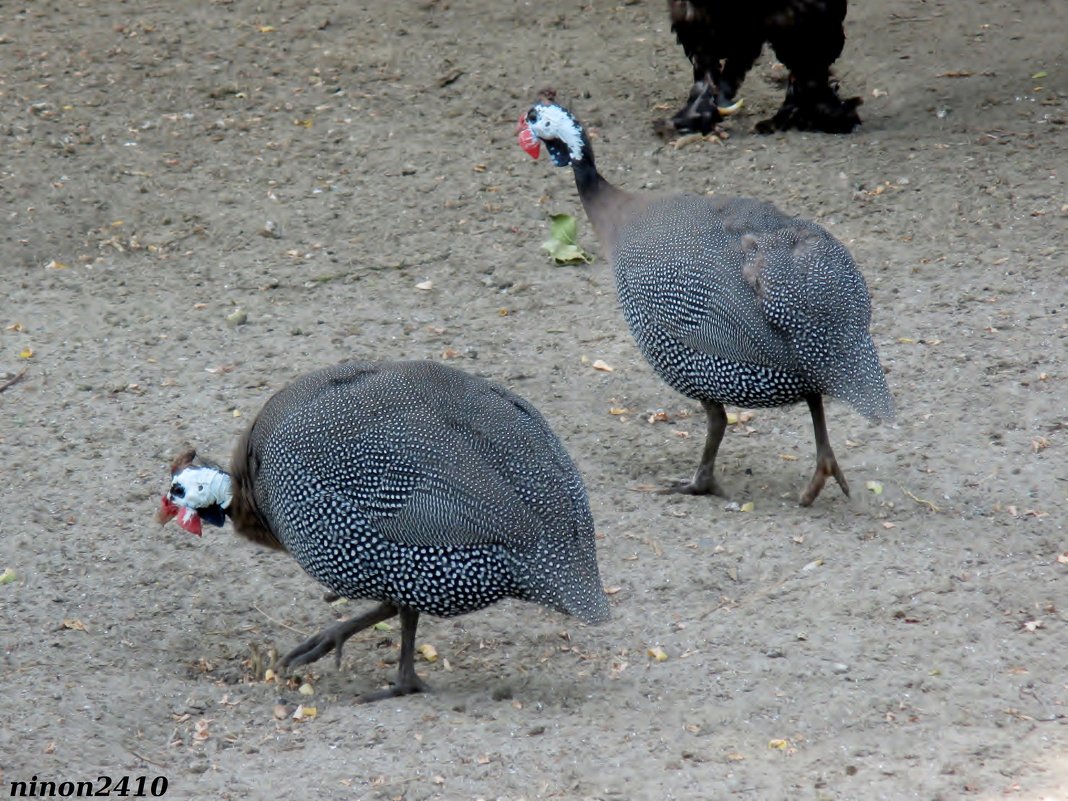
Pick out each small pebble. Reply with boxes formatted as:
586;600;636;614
831;662;850;674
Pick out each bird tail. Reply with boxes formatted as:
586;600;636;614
824;336;895;423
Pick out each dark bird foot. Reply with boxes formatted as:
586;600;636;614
756;93;861;134
356;674;431;704
279;602;398;670
799;450;850;507
658;469;728;497
656;81;728;137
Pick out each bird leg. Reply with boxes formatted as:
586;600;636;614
357;606;431;704
280;601;397;671
662;400;729;497
800;394;850;506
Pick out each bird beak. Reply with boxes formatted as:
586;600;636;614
158;495;203;536
517;113;541;159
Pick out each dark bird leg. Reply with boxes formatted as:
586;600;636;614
280;601;398;670
800;394;850;506
758;11;860;134
662;400;728;496
658;2;727;135
715;36;763;112
357;606;430;704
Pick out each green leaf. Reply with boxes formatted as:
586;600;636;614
541;213;593;265
1031;71;1047;80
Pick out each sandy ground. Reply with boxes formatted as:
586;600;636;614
1;1;1066;799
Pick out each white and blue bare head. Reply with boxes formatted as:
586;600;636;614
518;89;592;168
157;449;232;536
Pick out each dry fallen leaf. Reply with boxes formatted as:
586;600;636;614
647;646;669;662
298;683;314;696
415;280;433;291
608;407;628;416
18;347;34;359
1022;620;1043;632
292;704;317;720
1057;552;1068;565
62;619;87;632
768;739;790;750
591;359;614;372
418;643;438;662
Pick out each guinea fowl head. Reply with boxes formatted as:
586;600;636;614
157;449;232;536
518;96;590;168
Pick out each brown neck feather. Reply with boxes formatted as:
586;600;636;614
227;427;284;550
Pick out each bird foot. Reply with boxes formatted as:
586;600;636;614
356;675;431;705
658;469;727;497
280;620;357;671
799;454;850;507
279;603;398;671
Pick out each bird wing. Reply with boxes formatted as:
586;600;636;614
256;367;585;551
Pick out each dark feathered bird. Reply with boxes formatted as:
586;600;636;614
658;0;862;135
519;96;892;505
158;360;609;702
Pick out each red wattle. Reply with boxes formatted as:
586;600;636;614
517;113;541;159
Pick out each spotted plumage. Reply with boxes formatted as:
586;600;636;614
520;96;892;505
160;360;608;701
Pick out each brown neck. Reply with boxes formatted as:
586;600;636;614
575;166;649;258
227;428;284;550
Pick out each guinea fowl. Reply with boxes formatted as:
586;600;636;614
658;0;862;135
519;95;892;505
158;360;609;702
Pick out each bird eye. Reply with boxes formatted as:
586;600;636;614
197;485;204;492
170;483;185;498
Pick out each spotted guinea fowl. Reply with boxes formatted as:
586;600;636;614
158;360;609;702
518;95;892;505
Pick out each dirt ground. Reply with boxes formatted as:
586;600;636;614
1;1;1065;799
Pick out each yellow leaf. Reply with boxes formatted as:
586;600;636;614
778;453;798;461
46;259;69;269
6;322;24;332
608;407;628;416
647;646;668;662
294;117;313;128
768;739;790;750
865;480;884;495
739;501;755;512
257;25;275;32
418;643;438;662
726;412;739;425
18;347;34;359
232;409;242;418
263;668;276;682
292;704;317;720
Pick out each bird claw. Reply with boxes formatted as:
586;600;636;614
279;622;351;670
658;472;728;497
356;675;430;704
800;455;850;507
